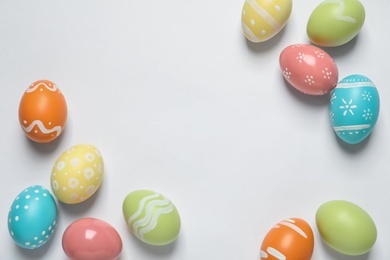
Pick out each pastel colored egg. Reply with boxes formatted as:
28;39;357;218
122;190;181;246
330;75;380;144
7;185;58;249
307;0;365;47
260;218;314;260
50;144;104;204
316;200;377;255
241;0;292;42
62;218;123;260
18;80;67;143
280;44;339;95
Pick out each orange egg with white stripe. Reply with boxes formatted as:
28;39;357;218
18;80;67;143
260;218;314;260
241;0;292;42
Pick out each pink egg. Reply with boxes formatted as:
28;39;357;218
62;218;122;260
279;44;339;95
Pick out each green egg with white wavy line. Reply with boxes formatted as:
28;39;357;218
122;190;181;246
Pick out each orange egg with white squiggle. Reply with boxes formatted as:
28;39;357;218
19;80;67;143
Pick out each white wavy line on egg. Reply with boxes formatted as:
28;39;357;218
279;220;308;238
337;82;376;89
131;197;171;231
128;193;161;224
138;203;174;240
26;82;59;93
266;247;286;260
321;0;356;23
245;0;280;30
242;23;260;42
333;124;371;131
131;197;172;237
22;120;62;136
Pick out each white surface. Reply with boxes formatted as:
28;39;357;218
0;0;389;259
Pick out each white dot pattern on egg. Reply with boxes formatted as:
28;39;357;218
8;185;58;249
50;144;104;204
279;44;339;95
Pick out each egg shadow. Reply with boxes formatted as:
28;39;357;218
25;127;67;154
57;181;103;216
14;227;58;259
122;221;178;257
308;34;359;59
282;77;330;107
333;130;372;154
244;23;288;53
320;238;370;260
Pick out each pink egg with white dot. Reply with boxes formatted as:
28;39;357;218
279;44;339;95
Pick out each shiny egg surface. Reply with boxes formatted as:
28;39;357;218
330;74;380;144
8;185;58;249
18;80;67;143
260;218;314;260
62;218;122;260
316;200;377;255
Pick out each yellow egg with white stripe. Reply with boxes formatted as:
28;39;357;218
241;0;292;42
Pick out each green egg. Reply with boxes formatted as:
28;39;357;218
122;190;181;246
307;0;365;47
316;200;377;256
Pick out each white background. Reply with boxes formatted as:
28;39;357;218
0;0;389;259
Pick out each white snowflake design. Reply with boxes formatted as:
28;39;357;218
305;75;315;85
315;51;325;58
283;67;291;79
330;111;335;121
322;67;332;79
296;52;305;63
340;98;357;116
362;91;372;101
362;109;373;120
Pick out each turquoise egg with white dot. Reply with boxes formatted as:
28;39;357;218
7;185;58;249
330;75;380;144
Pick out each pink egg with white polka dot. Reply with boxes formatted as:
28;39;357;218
279;44;339;95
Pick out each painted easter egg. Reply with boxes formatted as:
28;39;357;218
8;185;58;249
19;80;67;143
50;144;104;204
122;190;181;246
307;0;365;47
241;0;292;42
280;44;339;95
330;75;380;144
316;200;377;255
62;218;123;260
260;218;314;260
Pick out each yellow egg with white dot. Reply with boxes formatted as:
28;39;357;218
241;0;292;42
50;144;104;204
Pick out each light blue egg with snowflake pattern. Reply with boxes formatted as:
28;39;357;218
330;75;380;144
